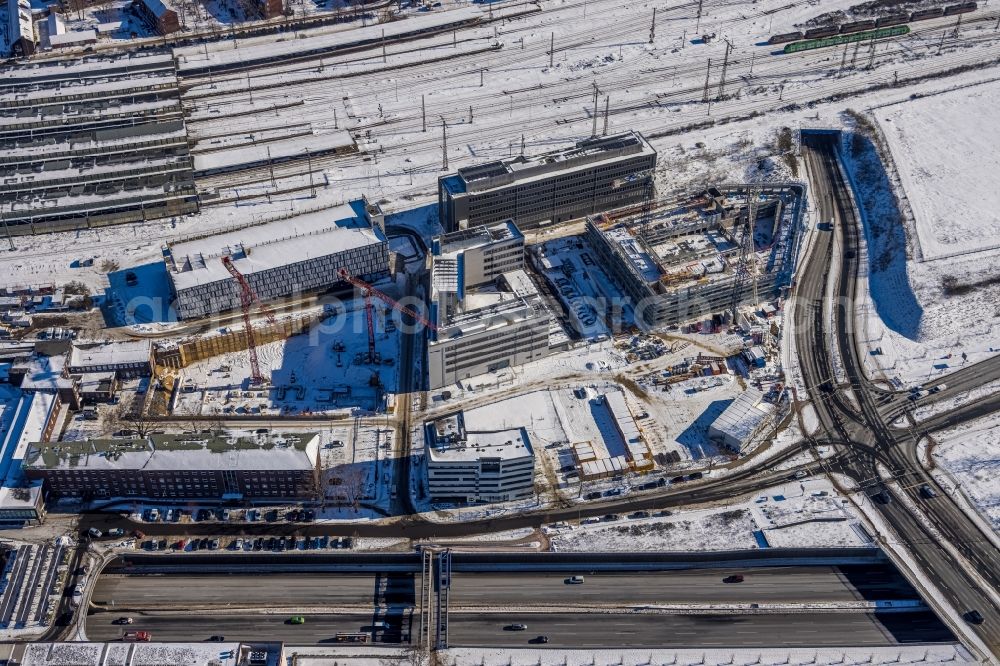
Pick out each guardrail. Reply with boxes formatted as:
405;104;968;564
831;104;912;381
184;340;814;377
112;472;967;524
107;547;885;575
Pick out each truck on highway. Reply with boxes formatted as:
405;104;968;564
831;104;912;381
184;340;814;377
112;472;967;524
122;631;151;642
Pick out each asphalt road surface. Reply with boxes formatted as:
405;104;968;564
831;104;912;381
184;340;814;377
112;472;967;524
85;609;951;647
449;611;954;648
86;611;414;644
89;566;921;610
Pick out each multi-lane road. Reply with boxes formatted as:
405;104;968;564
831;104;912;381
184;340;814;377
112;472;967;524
797;132;1000;658
85;566;950;647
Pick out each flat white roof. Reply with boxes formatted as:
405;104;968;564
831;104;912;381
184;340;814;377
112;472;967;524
427;427;534;464
69;340;151;369
167;203;385;291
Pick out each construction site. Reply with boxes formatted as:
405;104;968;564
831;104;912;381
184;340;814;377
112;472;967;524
585;184;805;329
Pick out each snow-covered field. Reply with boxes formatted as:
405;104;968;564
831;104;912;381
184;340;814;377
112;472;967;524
850;79;1000;387
550;478;867;552
930;413;1000;534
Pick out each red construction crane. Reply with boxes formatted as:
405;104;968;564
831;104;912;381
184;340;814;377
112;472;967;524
222;256;276;385
336;268;436;364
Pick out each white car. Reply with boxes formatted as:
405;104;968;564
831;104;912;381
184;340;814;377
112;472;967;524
87;528;102;538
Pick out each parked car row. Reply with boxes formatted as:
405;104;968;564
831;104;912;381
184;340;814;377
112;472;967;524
140;507;317;523
141;536;354;552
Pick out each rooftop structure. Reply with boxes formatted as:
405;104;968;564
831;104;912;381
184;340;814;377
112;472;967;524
708;388;775;453
165;199;388;320
0;392;56;523
24;432;321;501
68;340;153;378
6;0;35;57
427;220;553;388
585;184;804;327
438;131;656;232
424;411;535;503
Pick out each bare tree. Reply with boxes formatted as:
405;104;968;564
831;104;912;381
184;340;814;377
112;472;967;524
109;396;156;439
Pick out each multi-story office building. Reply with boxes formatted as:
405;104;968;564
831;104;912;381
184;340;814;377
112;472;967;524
24;432;320;502
437;131;657;232
424;411;535;503
165;198;388;320
427;221;553;388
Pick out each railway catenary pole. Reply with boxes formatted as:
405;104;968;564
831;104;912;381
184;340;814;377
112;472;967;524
718;38;733;100
550;32;554;68
702;58;712;102
649;7;656;43
602;96;610;136
866;34;877;69
938;29;947;54
695;0;703;33
591;83;599;137
441;119;448;171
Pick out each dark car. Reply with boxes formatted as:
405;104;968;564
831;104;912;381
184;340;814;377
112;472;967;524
919;484;938;499
964;610;984;624
584;491;602;500
723;574;745;584
302;509;315;522
530;635;549;644
671;476;686;484
286;510;300;521
687;471;704;480
505;623;528;631
208;635;225;642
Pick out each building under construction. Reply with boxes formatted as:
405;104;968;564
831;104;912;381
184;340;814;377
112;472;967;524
165;198;388;320
585;184;804;328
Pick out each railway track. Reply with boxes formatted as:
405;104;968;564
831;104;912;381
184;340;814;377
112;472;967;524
197;24;1000;200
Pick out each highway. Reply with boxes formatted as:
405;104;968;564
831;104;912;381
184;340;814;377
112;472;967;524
88;566;922;610
797;133;1000;658
84;609;951;647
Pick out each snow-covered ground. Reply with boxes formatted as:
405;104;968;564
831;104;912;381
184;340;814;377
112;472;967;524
929;413;1000;534
549;478;867;552
850;79;1000;387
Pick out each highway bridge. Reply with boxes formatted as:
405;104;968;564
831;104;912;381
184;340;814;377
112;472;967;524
85;558;952;648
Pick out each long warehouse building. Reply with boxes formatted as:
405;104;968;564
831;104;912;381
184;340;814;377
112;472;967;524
165;198;388;320
437;131;657;233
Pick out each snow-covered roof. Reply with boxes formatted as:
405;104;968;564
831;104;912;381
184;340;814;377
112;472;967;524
427;426;533;464
603;224;662;283
25;432;320;472
15;641;281;666
708;388;774;449
165;202;386;291
451;131;655;195
13;354;74;392
69;340;151;370
191;131;355;174
48;29;97;48
136;0;173;19
0;392;56;483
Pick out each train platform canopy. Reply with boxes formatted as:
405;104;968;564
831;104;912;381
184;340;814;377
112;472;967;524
191;131;355;176
164;201;386;291
174;5;485;72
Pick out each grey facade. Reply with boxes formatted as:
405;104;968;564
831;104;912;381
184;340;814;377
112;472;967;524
424;412;535;503
438;131;656;232
166;200;389;320
427;221;552;389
